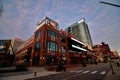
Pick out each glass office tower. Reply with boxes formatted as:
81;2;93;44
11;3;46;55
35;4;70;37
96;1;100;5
65;18;93;47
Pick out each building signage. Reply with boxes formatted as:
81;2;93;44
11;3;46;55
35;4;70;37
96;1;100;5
77;18;85;23
46;17;59;30
36;17;59;31
72;45;87;51
50;20;56;28
71;37;86;46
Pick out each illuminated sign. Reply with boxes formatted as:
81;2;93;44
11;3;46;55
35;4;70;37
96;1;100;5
0;40;11;52
72;45;87;51
36;17;59;30
46;17;58;29
77;18;85;23
0;45;6;49
50;20;56;28
71;37;86;46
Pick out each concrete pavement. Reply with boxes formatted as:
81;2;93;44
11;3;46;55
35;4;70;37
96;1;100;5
103;64;120;80
0;63;120;80
0;67;60;80
0;64;84;80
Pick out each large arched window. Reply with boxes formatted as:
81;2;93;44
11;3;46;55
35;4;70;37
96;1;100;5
47;41;58;51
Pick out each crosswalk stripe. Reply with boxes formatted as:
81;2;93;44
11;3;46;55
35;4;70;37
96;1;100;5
91;71;98;74
75;70;83;73
70;70;107;75
70;70;78;73
83;70;90;73
100;71;106;75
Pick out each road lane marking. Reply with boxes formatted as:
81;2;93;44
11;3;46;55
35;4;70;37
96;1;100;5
83;70;90;73
91;71;98;74
70;70;78;73
75;70;83;73
100;71;106;75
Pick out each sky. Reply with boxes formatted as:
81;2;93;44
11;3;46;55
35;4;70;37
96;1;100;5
0;0;120;54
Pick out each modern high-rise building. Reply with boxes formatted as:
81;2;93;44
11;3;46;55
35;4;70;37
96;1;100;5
65;18;93;47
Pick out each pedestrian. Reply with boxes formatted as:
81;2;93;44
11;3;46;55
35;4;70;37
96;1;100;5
56;56;66;72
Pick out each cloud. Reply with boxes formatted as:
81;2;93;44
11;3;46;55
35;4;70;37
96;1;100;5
0;0;120;54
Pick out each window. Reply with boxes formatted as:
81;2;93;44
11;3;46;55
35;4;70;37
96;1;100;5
47;41;58;51
62;46;66;53
47;30;58;38
61;37;65;42
36;31;42;39
27;47;32;54
34;42;40;52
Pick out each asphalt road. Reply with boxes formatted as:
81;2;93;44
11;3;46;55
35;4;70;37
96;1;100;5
27;63;111;80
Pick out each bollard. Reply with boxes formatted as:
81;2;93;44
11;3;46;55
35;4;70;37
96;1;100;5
34;72;37;77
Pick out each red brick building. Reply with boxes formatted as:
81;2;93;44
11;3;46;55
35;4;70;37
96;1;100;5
16;17;88;67
92;42;114;62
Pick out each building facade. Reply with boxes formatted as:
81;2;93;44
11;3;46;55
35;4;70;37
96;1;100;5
16;17;88;67
111;50;120;59
65;18;93;47
0;39;24;67
92;42;114;62
10;38;25;54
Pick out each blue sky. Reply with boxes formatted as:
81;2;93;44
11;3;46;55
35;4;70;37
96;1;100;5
0;0;120;54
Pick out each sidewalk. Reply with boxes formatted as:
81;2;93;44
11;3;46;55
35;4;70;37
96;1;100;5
1;63;118;80
0;64;83;80
0;67;60;80
103;65;120;80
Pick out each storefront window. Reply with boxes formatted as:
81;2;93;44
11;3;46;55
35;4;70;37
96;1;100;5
61;37;65;42
47;41;58;51
34;42;40;52
47;30;58;38
62;46;66;53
